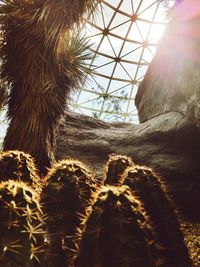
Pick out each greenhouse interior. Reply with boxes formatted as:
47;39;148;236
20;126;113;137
0;0;199;266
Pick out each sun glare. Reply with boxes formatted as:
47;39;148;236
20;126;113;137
148;24;167;42
72;1;175;123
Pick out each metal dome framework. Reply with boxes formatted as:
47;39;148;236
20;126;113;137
71;0;175;123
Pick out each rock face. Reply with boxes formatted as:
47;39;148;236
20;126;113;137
55;111;200;222
136;1;200;123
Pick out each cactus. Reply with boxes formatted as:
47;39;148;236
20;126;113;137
74;185;155;267
122;165;192;267
104;154;134;186
41;159;96;266
0;150;42;193
0;180;45;266
0;153;192;267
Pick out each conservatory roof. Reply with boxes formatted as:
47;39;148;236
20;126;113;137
70;0;175;123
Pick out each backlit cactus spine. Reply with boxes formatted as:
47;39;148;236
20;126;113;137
122;165;192;267
104;154;133;186
74;185;155;267
0;150;42;193
42;159;96;267
0;180;45;267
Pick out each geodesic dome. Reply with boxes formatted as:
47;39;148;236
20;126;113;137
71;0;175;123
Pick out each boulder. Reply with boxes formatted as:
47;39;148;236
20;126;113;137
55;111;200;222
136;1;200;123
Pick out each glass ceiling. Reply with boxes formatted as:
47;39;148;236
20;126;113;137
71;0;175;123
0;0;176;142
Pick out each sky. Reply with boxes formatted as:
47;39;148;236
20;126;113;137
71;0;175;123
0;0;175;142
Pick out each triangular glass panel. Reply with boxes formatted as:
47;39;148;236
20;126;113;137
105;35;125;56
142;47;155;64
119;0;134;15
121;43;144;62
100;2;119;28
137;1;159;20
109;13;131;39
98;35;116;57
90;75;110;93
114;62;133;81
128;22;144;42
108;81;132;98
93;61;116;77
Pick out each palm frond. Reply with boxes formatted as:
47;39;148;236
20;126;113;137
65;33;94;86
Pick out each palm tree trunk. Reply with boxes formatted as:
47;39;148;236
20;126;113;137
0;0;97;175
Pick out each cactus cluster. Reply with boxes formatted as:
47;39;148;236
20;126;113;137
0;151;192;267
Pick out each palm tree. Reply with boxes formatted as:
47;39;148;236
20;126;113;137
0;0;98;175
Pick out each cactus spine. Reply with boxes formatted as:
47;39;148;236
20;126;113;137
104;154;134;186
123;165;192;267
0;150;42;193
42;159;96;266
0;180;45;266
74;185;155;267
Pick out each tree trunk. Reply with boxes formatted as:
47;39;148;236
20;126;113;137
0;0;97;175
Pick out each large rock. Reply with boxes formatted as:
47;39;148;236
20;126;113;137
136;1;200;123
55;111;200;222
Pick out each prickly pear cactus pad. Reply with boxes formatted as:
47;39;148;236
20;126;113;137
74;185;155;267
0;151;41;190
104;154;134;186
0;180;45;267
123;165;192;267
42;159;96;266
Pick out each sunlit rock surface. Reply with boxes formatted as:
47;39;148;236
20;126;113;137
136;1;200;123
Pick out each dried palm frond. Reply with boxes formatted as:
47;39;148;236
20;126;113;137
0;0;97;174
